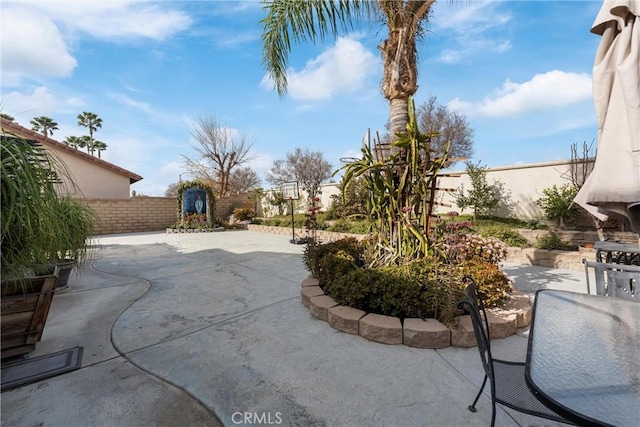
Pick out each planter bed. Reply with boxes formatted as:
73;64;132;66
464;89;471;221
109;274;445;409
249;225;598;271
301;276;532;349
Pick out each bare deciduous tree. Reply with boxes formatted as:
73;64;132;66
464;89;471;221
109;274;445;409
416;95;474;164
569;140;596;190
266;147;332;199
183;114;255;196
228;166;261;194
165;182;180;197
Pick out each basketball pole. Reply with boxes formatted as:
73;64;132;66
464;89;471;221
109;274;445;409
290;198;295;244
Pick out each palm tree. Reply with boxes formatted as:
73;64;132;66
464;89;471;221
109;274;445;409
77;111;103;151
30;116;59;137
79;135;93;155
1;113;14;122
261;0;436;140
63;135;83;149
92;141;108;159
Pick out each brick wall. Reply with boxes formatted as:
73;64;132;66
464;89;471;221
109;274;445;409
86;197;177;235
85;193;257;235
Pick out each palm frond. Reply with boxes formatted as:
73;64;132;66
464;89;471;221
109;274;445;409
260;0;374;98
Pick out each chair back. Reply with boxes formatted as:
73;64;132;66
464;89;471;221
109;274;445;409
583;260;640;300
457;277;495;380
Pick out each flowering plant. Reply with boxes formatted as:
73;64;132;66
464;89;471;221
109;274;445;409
181;213;208;229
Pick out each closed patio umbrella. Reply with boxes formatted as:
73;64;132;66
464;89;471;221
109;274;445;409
575;0;640;234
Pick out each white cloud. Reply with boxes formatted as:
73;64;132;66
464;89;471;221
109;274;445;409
448;70;592;117
0;86;86;119
213;30;259;49
262;36;378;101
107;93;153;114
1;7;77;84
1;1;192;85
431;2;512;64
22;1;192;42
433;2;511;33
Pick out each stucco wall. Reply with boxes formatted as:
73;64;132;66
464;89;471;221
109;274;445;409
256;160;590;220
434;160;586;220
260;183;341;217
48;147;132;199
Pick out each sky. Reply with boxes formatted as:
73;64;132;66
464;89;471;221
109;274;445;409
1;0;605;196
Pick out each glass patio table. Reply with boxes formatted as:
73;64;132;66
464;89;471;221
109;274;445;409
525;290;640;427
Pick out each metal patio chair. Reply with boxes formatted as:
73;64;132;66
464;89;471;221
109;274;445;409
456;277;574;427
583;259;640;300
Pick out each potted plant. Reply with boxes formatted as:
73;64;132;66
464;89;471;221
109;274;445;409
44;196;96;290
1;135;93;358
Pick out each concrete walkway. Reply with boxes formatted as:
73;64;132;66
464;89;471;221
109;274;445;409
1;231;590;427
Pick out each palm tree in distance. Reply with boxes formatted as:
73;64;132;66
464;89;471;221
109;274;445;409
77;111;103;153
261;0;436;142
63;135;84;149
93;141;108;159
1;113;14;122
30;116;59;137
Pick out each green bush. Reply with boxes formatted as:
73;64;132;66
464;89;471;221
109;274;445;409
301;235;514;325
302;238;364;288
536;184;580;228
329;268;428;319
535;232;575;251
461;260;512;307
325;219;371;234
319;250;361;291
233;207;256;221
478;225;529;248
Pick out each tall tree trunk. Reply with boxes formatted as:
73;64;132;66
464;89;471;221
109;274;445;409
389;97;409;137
379;2;422;153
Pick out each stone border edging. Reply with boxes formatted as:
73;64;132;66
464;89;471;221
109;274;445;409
166;227;226;233
301;276;532;348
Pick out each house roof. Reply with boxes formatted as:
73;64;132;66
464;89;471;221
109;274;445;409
0;118;143;184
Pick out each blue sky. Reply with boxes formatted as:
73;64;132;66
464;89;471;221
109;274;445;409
2;0;604;196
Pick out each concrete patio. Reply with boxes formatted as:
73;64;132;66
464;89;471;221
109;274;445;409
1;231;590;426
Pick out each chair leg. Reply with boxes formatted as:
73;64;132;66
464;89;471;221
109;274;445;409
468;375;487;413
490;401;496;427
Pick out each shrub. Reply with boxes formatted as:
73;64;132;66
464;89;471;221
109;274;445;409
478;225;529;248
329;268;428;319
535;232;575;251
302;238;364;288
398;257;466;323
453;161;502;220
325;219;371;234
233;207;256;221
319;250;361;289
536;184;580;228
302;235;513;325
438;232;507;265
461;260;512;308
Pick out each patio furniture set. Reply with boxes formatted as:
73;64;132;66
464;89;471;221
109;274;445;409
460;240;640;427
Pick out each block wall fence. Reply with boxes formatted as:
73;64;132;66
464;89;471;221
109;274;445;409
85;193;255;235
